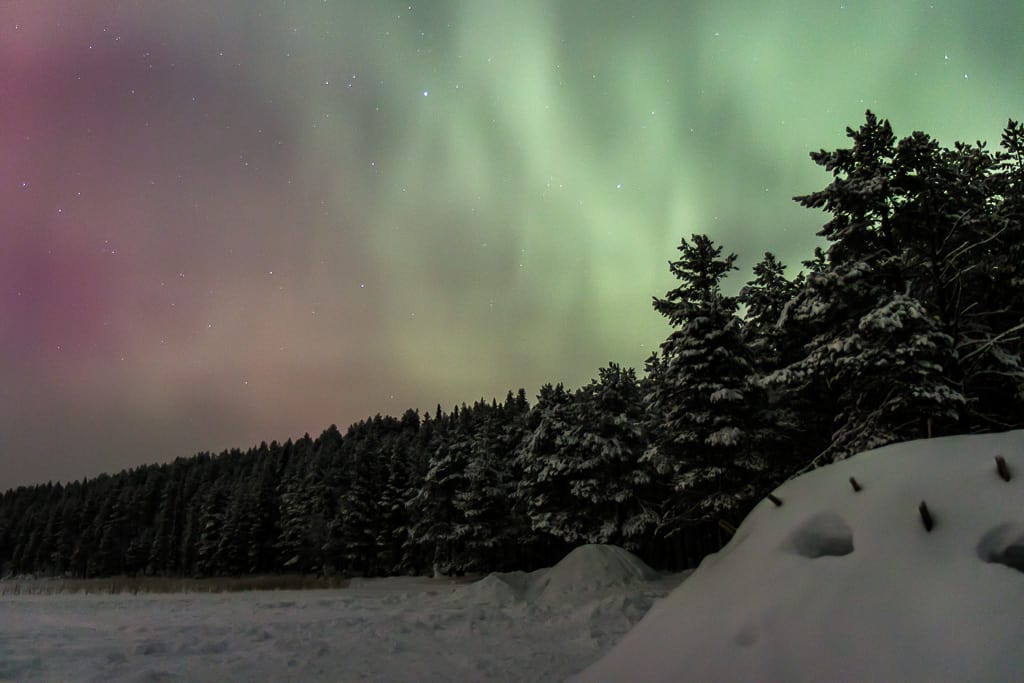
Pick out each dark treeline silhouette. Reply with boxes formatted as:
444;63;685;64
2;112;1022;579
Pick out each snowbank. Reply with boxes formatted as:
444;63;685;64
574;430;1024;682
526;544;659;604
450;544;661;609
457;572;523;606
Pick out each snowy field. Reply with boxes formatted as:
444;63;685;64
0;546;685;683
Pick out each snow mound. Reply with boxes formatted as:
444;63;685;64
528;544;658;603
575;430;1024;682
458;573;523;606
455;545;658;608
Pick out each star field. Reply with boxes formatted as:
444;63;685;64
2;1;1022;487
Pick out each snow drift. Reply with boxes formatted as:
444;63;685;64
526;544;659;603
456;544;661;607
575;430;1024;682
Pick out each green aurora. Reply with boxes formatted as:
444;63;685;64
1;1;1022;486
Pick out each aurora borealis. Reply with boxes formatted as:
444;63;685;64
2;2;1022;488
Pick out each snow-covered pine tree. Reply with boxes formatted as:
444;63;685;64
328;419;386;576
513;383;578;561
967;120;1024;428
499;389;539;566
194;480;229;576
739;252;803;373
174;457;211;576
122;469;163;576
771;267;965;460
275;437;328;574
400;406;444;574
761;249;844;466
452;399;519;572
800;110;900;263
568;363;656;549
643;234;765;534
51;485;82;575
10;486;50;575
92;479;135;577
886;127;1009;431
211;475;254;576
244;442;286;574
997;119;1024;414
373;410;421;576
408;405;473;576
738;252;807;483
770;112;967;461
513;369;654;554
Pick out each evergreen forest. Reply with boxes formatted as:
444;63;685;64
2;112;1022;578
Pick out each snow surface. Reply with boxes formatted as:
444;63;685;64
0;544;683;682
575;430;1024;682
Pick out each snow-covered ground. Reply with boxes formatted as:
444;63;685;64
0;545;684;683
576;430;1024;682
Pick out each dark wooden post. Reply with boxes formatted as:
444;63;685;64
996;455;1012;482
919;501;934;532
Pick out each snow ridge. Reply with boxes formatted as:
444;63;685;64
575;430;1024;682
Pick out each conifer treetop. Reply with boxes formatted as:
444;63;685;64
653;234;738;326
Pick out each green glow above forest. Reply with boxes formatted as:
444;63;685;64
2;0;1022;486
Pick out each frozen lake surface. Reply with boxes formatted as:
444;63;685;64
1;548;685;682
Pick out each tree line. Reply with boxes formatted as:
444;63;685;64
2;112;1022;579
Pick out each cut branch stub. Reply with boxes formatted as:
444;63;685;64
767;493;783;507
996;455;1012;482
849;476;862;492
919;501;935;532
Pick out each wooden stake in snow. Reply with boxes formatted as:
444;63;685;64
849;476;862;492
918;501;934;532
996;455;1011;482
718;519;737;536
766;493;783;507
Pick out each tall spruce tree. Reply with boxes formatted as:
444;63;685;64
409;405;474;575
770;265;965;460
643;234;765;533
569;363;656;549
771;112;986;461
514;383;578;561
739;252;803;372
738;253;806;480
452;400;518;572
994;120;1024;418
375;410;421;575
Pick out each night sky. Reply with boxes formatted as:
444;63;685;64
2;1;1022;489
